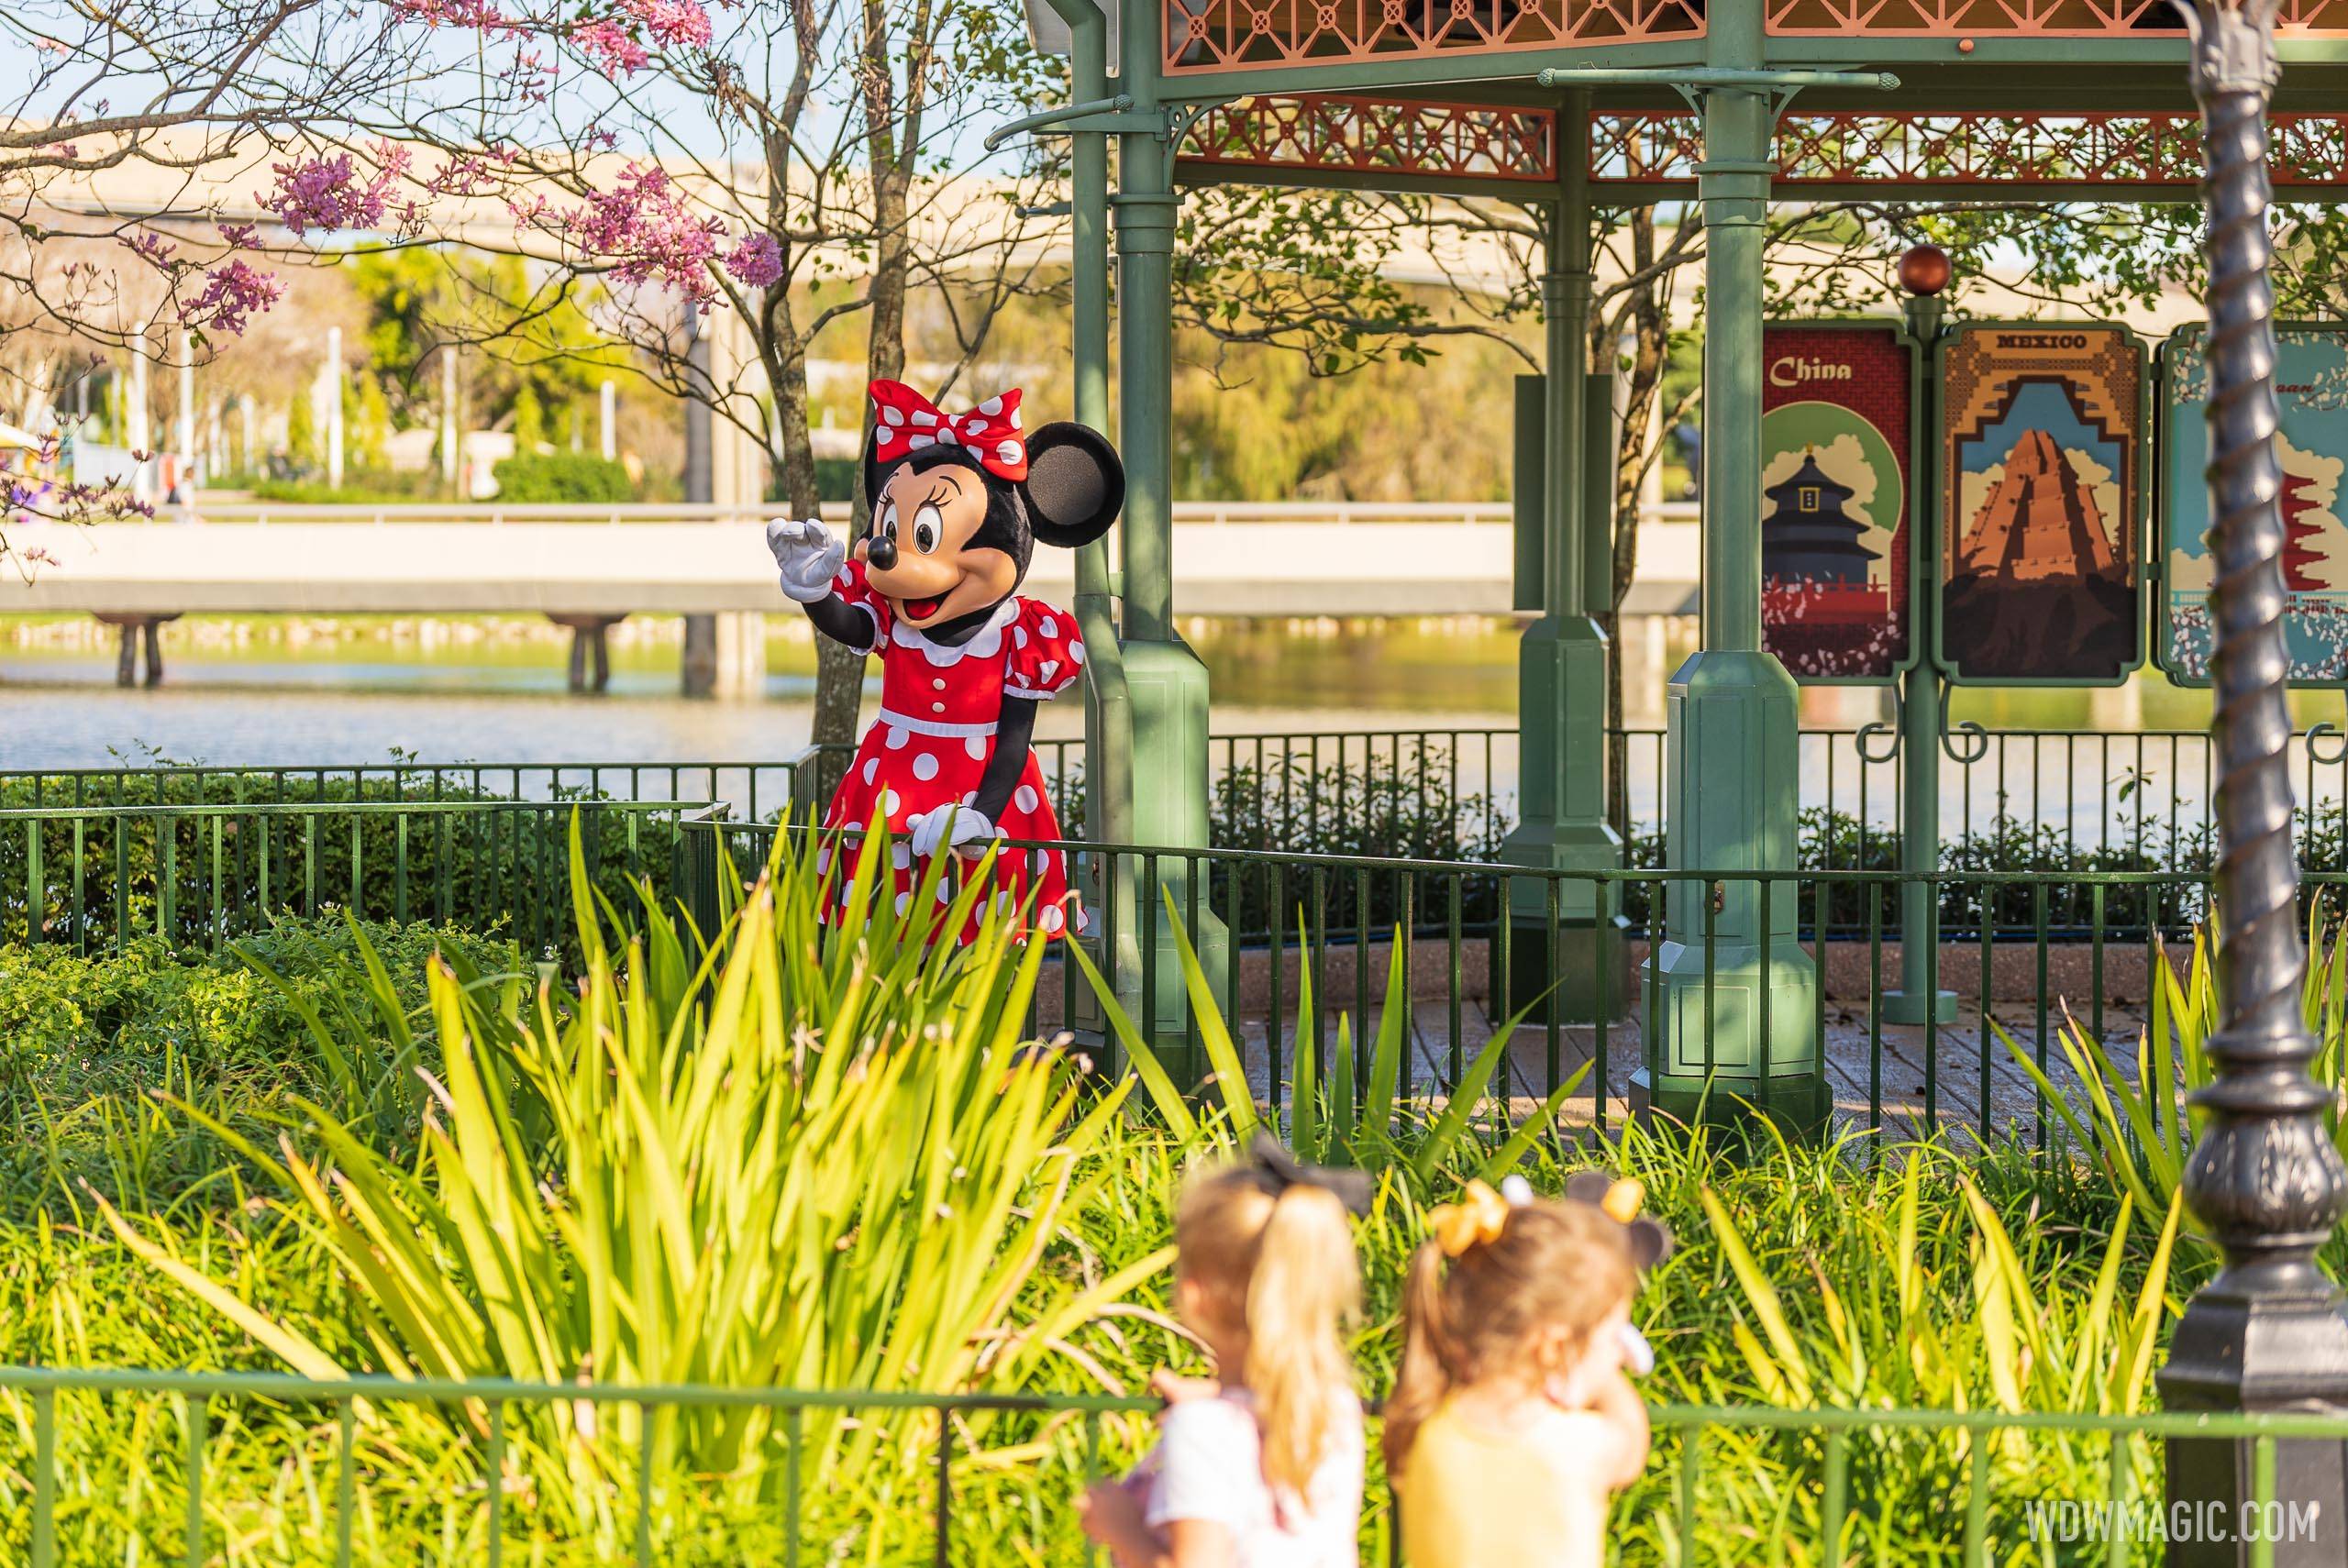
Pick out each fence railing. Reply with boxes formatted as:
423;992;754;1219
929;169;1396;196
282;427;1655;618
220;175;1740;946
17;722;2341;877
0;800;709;958
687;819;2247;1146
0;1363;2329;1565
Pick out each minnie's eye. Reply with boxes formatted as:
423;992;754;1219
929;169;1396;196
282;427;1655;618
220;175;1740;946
912;504;943;554
876;501;897;541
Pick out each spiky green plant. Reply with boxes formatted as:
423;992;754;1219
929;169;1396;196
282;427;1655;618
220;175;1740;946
2001;905;2348;1257
1071;893;1585;1186
99;817;1162;1544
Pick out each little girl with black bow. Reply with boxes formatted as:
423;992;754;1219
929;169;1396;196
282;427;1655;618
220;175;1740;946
1080;1138;1368;1568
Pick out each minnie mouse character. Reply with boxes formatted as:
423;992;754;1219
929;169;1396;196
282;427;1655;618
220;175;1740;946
764;381;1122;939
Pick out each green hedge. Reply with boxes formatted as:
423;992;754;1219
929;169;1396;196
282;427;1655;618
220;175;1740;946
0;775;690;955
491;451;634;503
0;918;521;1213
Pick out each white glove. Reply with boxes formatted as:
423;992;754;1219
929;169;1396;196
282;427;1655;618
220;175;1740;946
766;516;846;603
910;804;994;860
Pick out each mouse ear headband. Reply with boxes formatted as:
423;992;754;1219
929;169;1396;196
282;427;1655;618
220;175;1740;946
1427;1173;1674;1271
1235;1132;1373;1216
1564;1170;1675;1271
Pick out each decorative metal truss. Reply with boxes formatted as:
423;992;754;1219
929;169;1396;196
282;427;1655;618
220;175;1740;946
1594;109;2348;187
1162;0;1703;76
1177;99;2348;192
1161;0;2348;72
1181;95;1559;182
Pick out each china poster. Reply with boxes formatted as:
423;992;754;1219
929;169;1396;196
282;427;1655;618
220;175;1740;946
1759;323;1913;682
2162;324;2348;685
1938;324;2144;684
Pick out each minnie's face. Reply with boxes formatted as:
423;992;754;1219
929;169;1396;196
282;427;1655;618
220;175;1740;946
858;460;1021;628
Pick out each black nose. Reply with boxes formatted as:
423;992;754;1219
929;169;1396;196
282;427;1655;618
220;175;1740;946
866;534;898;570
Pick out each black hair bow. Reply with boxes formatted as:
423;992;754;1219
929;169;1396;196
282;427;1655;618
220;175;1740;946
1243;1132;1373;1216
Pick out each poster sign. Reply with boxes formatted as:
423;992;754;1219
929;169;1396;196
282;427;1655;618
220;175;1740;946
2161;325;2348;685
1937;324;2144;684
1760;323;1913;682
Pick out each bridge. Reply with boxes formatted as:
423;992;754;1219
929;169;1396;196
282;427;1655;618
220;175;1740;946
4;496;1700;605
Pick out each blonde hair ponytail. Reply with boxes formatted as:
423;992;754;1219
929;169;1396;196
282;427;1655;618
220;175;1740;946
1382;1239;1457;1479
1245;1183;1360;1494
1173;1159;1363;1496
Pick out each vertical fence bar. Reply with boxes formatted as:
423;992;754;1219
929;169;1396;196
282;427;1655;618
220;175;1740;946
1980;880;1998;1137
785;1404;803;1568
31;1386;56;1568
2033;881;2050;1149
1961;1424;1989;1566
1868;884;1883;1134
484;1399;504;1568
1821;1426;1847;1568
336;1397;357;1568
636;1401;656;1566
183;1391;208;1567
935;1407;954;1568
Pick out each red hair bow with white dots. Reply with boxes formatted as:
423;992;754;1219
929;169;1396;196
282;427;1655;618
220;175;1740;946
868;380;1027;482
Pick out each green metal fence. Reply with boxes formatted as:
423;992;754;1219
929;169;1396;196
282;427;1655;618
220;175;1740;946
0;801;711;957
685;819;2245;1145
0;1364;2332;1565
14;721;2344;876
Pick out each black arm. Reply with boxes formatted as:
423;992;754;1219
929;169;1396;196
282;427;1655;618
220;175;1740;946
970;697;1039;823
803;594;876;653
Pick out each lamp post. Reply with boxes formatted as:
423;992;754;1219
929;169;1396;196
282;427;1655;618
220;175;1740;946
2158;0;2348;1556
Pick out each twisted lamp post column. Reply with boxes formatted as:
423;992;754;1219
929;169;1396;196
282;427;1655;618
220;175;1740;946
2160;0;2348;1557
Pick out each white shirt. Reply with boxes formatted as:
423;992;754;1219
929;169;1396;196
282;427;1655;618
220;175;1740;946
1142;1390;1363;1568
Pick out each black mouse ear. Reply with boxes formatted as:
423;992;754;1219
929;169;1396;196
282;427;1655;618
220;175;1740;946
860;430;891;527
1021;424;1124;549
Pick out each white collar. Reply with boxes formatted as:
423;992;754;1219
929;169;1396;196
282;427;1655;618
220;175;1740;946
891;597;1018;667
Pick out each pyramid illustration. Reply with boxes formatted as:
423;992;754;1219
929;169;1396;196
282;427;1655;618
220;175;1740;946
1958;429;2120;583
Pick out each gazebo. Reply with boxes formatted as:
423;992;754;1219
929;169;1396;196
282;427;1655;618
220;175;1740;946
992;0;2348;1543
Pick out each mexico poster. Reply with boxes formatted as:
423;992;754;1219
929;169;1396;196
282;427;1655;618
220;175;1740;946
1760;323;1914;682
1938;324;2144;684
2161;324;2348;685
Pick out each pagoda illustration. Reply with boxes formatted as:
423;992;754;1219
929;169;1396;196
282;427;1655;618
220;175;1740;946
1957;429;2121;583
1762;449;1878;587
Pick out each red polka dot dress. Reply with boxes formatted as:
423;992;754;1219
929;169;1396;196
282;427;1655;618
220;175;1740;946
817;558;1088;941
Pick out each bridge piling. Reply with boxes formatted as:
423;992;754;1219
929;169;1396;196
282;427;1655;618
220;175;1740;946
92;613;179;688
548;613;625;694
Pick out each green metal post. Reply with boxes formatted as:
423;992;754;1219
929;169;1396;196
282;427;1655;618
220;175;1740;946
1637;20;1827;1133
1113;10;1226;1065
1884;284;1956;1027
1047;0;1146;1060
1501;91;1626;1024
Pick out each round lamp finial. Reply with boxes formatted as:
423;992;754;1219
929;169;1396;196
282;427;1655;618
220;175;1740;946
1899;243;1953;297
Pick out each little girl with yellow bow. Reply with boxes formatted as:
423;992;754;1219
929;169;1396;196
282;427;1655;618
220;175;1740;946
1385;1174;1665;1568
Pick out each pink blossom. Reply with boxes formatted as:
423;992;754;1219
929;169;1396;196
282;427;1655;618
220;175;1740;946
537;163;722;305
263;142;412;237
121;231;176;265
724;232;782;289
385;0;509;27
184;260;284;336
633;0;711;48
575;18;649;75
217;222;260;249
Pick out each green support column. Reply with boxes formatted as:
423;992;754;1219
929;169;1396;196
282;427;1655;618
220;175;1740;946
1113;52;1227;1066
1636;57;1828;1131
1046;0;1146;1060
1501;91;1627;1026
1884;280;1956;1027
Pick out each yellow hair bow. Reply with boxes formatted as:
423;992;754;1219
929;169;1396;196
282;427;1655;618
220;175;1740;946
1428;1179;1511;1257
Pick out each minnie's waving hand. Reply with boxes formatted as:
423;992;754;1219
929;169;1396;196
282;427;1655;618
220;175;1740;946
766;381;1121;941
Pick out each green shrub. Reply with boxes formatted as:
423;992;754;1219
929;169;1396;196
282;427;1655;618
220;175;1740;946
0;917;519;1210
490;450;633;503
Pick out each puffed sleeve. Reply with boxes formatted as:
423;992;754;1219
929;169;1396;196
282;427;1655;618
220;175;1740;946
1004;598;1086;701
831;556;892;648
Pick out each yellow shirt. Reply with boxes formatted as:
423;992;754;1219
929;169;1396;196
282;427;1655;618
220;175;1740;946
1397;1397;1621;1568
